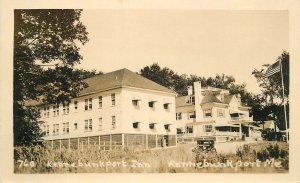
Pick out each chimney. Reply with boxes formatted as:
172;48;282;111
188;86;194;95
194;81;203;122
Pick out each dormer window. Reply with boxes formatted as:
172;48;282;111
204;109;212;118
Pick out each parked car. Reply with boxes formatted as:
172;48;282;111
196;137;216;152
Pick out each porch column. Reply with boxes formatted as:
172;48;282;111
248;125;251;138
239;123;242;138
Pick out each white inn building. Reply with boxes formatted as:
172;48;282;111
36;69;177;150
175;81;261;142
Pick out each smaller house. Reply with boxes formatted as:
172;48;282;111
175;81;261;142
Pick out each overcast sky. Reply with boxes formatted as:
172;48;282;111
77;10;288;94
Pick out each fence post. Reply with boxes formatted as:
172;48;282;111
110;135;112;150
68;138;71;150
77;138;79;150
59;139;62;151
145;134;148;149
122;133;125;150
155;134;158;148
99;136;101;150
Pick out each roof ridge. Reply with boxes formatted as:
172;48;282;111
119;68;127;86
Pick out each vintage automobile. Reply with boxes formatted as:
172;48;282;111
196;137;216;152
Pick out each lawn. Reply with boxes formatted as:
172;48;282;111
14;141;288;173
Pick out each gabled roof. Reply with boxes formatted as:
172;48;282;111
176;96;193;107
201;92;222;104
80;68;175;95
26;68;175;106
223;95;234;104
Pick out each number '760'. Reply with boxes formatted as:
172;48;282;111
17;160;35;168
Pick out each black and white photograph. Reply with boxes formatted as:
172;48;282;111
1;0;300;182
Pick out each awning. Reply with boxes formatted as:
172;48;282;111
132;95;142;101
214;124;240;127
230;121;254;125
186;121;215;126
148;98;157;102
163;98;172;104
229;110;244;115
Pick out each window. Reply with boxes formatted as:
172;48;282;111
176;113;182;120
189;96;195;104
98;96;102;108
132;100;139;106
188;111;196;119
74;123;78;130
53;106;56;116
44;107;50;118
204;125;213;132
85;98;92;111
84;119;92;132
163;103;169;110
53;124;59;135
177;128;182;134
148;101;155;108
98;118;102;131
164;124;171;132
149;123;156;130
217;109;225;118
45;125;50;136
187;126;193;133
63;122;69;134
111;94;115;106
133;122;140;129
74;101;78;110
111;116;116;129
204;109;212;118
63;103;69;115
43;107;46;117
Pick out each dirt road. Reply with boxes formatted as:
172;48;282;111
214;141;257;154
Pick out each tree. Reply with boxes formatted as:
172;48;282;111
252;51;289;130
14;9;89;146
74;69;104;80
140;63;253;103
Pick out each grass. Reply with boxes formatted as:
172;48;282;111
14;141;288;173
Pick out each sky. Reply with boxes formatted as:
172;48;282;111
77;10;289;94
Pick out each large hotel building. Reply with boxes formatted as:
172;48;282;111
37;68;177;150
